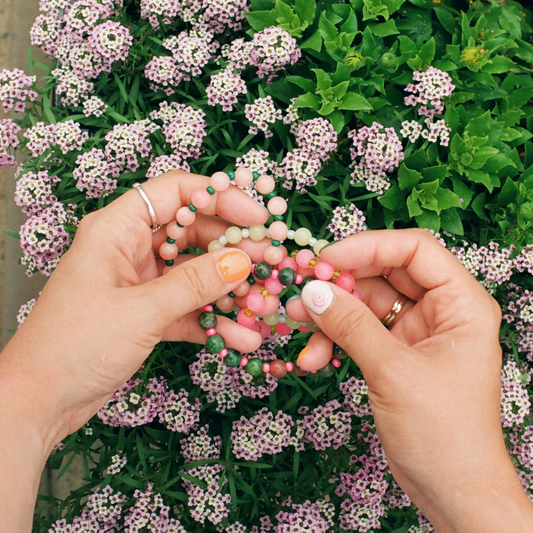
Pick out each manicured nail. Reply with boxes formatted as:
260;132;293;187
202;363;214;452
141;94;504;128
287;294;300;301
217;250;251;283
296;346;310;367
302;280;334;315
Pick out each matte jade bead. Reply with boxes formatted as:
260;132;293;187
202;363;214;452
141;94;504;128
263;245;284;265
225;226;243;244
208;239;225;252
267;196;287;216
235;167;254;187
166;223;186;240
300;276;315;290
256;174;275;195
233;281;250;297
199;311;217;329
211;171;230;191
296;249;315;268
176;206;196;226
285;317;301;330
278;256;297;271
159;242;178;260
294;227;312;246
245;357;263;376
278;267;296;286
314;260;335;280
237;309;256;328
249;224;267;241
263;311;280;326
206;334;225;353
336;272;356;292
265;277;284;295
269;220;288;241
191;188;211;209
307;322;321;332
269;359;287;378
313;239;329;255
247;292;266;313
254;261;273;280
216;295;234;311
225;350;242;367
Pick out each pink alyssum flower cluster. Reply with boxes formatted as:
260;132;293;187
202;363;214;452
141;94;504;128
0;119;21;168
327;204;367;241
245;96;283;138
500;360;531;428
0;68;38;112
14;169;60;216
73;148;117;198
24;120;89;158
206;68;247;111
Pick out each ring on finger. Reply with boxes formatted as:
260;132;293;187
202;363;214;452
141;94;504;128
382;293;409;327
132;182;162;233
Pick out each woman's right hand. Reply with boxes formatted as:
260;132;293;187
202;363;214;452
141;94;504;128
295;229;533;532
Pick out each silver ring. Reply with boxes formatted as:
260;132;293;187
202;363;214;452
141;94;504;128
132;183;161;233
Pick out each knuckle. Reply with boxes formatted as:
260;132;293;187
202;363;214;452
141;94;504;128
327;302;367;344
177;260;212;305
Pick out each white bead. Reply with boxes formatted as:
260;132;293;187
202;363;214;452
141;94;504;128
287;230;295;239
279;315;287;323
266;229;270;238
219;235;228;245
242;228;250;238
232;304;241;314
309;237;317;246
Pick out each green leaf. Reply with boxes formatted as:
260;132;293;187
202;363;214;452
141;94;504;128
414;209;440;231
422;165;448;182
418;180;439;194
433;188;462;211
471;193;489;220
245;10;278;31
293;93;320;109
407;195;423;216
500;127;523;143
470;146;500;169
465;110;492;138
327;111;345;134
341;8;358;33
418;37;436;66
378;183;406;210
383;0;407;15
497;177;518;206
3;229;20;239
398;163;423;189
300;31;322;52
441;207;464;235
363;0;389;21
286;75;316;92
275;0;295;24
369;19;399;37
339;92;372;111
312;68;332;91
295;0;316;25
484;153;517;174
481;55;517;74
318;11;338;42
404;148;427;171
468;169;493;192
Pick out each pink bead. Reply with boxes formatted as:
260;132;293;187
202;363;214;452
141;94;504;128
219;349;228;357
240;356;248;367
267;196;287;216
251;321;261;332
234;281;250;297
204;305;213;312
206;328;216;336
263;245;284;265
314;260;335;281
191;188;211;209
278;256;297;271
256;174;275;195
216;295;234;311
166;222;186;240
237;309;256;328
332;358;341;368
298;326;310;333
265;277;284;295
234;167;254;187
247;292;266;313
353;290;363;300
336;272;356;292
271;269;279;279
176;206;196;226
211;171;230;191
159;242;178;260
296;249;315;268
276;322;292;336
259;321;271;338
269;221;288;241
285;362;294;372
295;274;303;284
262;363;271;373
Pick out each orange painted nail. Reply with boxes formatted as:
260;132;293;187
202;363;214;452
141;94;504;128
296;346;311;367
217;250;251;283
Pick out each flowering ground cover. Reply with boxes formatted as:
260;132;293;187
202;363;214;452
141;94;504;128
3;0;533;531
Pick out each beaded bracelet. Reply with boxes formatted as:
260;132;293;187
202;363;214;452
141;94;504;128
158;167;357;380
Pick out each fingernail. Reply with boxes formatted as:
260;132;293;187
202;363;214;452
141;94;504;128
287;294;300;302
302;280;334;315
217;250;251;283
296;346;310;367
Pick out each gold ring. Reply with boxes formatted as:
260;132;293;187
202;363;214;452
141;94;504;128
382;293;408;327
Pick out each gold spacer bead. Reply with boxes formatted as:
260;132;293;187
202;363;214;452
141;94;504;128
291;250;299;260
308;258;319;268
244;308;255;317
332;268;341;281
260;288;270;298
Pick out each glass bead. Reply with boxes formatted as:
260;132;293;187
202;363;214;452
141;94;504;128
332;358;341;368
273;215;283;221
290;250;298;260
247;293;266;313
242;228;250;238
237;309;256;327
188;203;197;212
249;224;267;241
278;256;297;271
235;167;254;187
244;308;255;318
293;363;308;377
166;222;186;240
166;237;176;244
263;245;284;265
256;174;275;195
269;359;287;379
315;261;334;280
265;277;284;295
228;170;236;180
206;334;225;353
307;322;321;333
287;230;295;239
313;239;329;255
253;171;259;181
247;275;255;285
203;305;213;312
332;268;341;281
206;328;216;336
199;311;217;329
254;261;272;280
176;206;196;226
336;272;356;292
211;171;230;191
276;322;291;336
225;350;242;367
278;267;296;286
308;237;317;246
228;291;236;298
216;295;234;312
296;249;314;268
333;344;349;360
317;363;335;377
265;191;277;200
286;317;301;330
234;281;250;297
245;357;263;377
294;227;312;246
300;276;315;289
269;221;288;241
208;239;225;252
263;311;280;326
260;288;270;298
225;226;243;244
240;357;248;367
262;363;271;373
308;258;319;268
219;235;228;245
165;259;174;267
159;242;178;260
267;196;287;216
206;186;215;195
271;240;281;247
191;189;210;209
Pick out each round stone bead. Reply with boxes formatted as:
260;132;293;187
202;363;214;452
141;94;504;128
233;281;250;297
235;167;254;187
166;222;186;240
314;260;335;281
267;196;287;216
226;226;243;244
206;334;225;354
245;357;263;376
263;311;280;326
237;309;256;328
249;224;267;242
293;363;308;377
313;239;329;255
263;245;284;265
307;322;321;332
208;239;225;252
159;242;178;260
256;174;275;195
294;227;312;246
225;349;242;367
265;277;284;295
333;344;349;360
254;261;272;280
211;171;230;191
269;359;287;379
278;256;297;271
216;295;234;312
247;292;266;313
317;363;335;377
191;188;211;209
278;267;296;286
300;276;315;289
285;317;301;330
269;221;288;241
336;272;356;292
296;249;315;268
276;322;292;336
199;311;217;329
176;206;196;226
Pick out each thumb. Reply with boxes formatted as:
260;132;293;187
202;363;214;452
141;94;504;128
135;248;251;324
297;280;400;375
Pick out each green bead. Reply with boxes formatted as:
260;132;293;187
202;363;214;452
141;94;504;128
206;186;215;195
266;191;277;200
206;334;225;354
278;267;296;286
273;215;284;221
300;276;315;289
252;171;259;181
254;261;272;280
247;275;256;285
245;357;263;377
188;203;197;212
333;344;349;360
271;240;281;247
198;311;217;330
228;170;235;180
165;259;175;267
176;222;185;228
166;237;176;244
317;363;335;377
228;291;236;298
225;350;241;367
